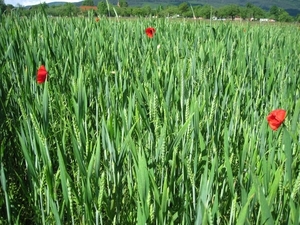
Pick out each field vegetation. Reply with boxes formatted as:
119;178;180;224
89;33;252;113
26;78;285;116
0;14;300;224
1;0;299;22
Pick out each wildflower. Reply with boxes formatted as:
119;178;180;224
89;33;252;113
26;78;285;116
145;27;156;38
37;65;48;84
266;109;286;131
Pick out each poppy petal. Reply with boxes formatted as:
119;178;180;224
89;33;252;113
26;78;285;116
37;65;48;84
266;109;286;131
145;27;156;38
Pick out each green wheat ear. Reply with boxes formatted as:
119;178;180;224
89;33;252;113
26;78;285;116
66;179;74;223
17;98;27;120
150;93;158;123
185;99;191;141
208;93;217;125
72;116;81;148
149;202;154;223
30;112;46;148
186;158;195;188
208;207;214;225
291;172;300;200
98;172;105;212
4;87;12;108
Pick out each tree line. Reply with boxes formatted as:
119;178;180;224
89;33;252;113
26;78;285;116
1;0;300;22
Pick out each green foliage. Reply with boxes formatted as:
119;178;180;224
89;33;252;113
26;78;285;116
97;1;108;16
131;6;153;17
221;4;240;20
4;1;298;19
244;4;266;19
195;5;212;19
0;14;300;224
82;0;95;6
268;6;294;22
278;11;294;22
178;2;189;14
119;0;128;8
48;3;79;16
0;0;6;14
269;5;280;19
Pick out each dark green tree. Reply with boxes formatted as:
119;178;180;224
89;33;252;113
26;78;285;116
199;5;213;19
47;6;61;16
118;0;128;8
141;5;152;16
6;4;14;10
216;6;226;19
39;2;49;10
239;6;248;19
278;10;293;22
63;3;79;16
98;1;108;16
225;4;240;20
178;2;189;14
246;3;253;8
155;5;164;16
165;5;179;17
2;4;14;14
245;3;254;18
157;6;168;18
116;6;130;16
251;5;265;20
297;14;300;22
82;0;94;6
132;7;142;16
269;5;280;19
243;3;265;20
0;0;6;14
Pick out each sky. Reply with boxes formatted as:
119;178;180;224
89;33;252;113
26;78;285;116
4;0;81;6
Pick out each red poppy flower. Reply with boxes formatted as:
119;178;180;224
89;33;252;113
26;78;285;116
145;27;156;38
37;65;48;84
266;109;286;131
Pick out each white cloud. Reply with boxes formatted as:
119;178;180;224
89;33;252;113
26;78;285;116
5;0;81;6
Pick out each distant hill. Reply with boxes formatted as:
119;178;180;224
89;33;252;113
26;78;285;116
46;2;70;6
45;0;300;16
185;0;300;16
46;1;82;7
24;1;82;8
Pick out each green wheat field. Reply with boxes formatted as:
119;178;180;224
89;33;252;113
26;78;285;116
0;13;300;224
